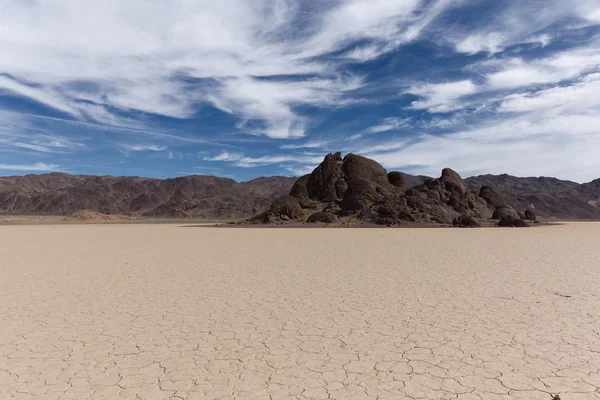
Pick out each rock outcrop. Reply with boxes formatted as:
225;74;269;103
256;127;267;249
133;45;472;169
492;207;519;220
498;216;530;227
524;209;536;221
452;215;481;228
260;153;498;227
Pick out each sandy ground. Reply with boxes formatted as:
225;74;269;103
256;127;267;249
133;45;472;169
1;223;600;400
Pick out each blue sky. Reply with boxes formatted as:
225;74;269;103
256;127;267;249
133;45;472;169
1;0;600;182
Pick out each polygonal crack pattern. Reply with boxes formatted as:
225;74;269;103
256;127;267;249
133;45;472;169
1;223;600;399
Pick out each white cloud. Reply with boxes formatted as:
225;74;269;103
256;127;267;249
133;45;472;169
0;76;79;117
0;111;89;154
208;76;363;138
203;152;244;162
285;164;317;176
484;47;600;90
364;118;412;134
280;141;329;150
368;73;600;182
523;34;552;48
498;74;600;113
204;151;322;168
0;162;60;172
448;0;600;54
455;33;507;55
406;45;600;116
408;80;478;113
0;0;454;139
456;31;553;54
119;144;168;152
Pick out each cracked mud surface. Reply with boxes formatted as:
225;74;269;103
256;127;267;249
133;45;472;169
1;223;600;400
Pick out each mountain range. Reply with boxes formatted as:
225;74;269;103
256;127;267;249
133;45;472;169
1;166;599;220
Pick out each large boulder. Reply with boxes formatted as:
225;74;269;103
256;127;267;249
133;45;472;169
342;154;389;185
498;216;530;227
289;174;316;208
479;186;507;209
268;195;303;220
306;153;345;202
492;207;519;220
440;168;468;195
452;215;481;228
340;178;384;213
524;209;536;221
387;172;405;189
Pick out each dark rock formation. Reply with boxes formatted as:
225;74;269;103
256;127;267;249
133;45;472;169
259;153;494;226
524;209;536;221
492;207;519;220
268;195;303;220
479;186;507;209
387;171;405;189
452;215;481;228
498;216;530;227
306;152;345;202
307;211;337;223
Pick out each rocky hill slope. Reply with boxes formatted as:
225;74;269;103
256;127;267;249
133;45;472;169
465;174;600;219
0;173;295;219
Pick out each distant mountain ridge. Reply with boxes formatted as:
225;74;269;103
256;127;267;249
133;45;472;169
1;169;599;220
464;174;600;219
0;173;295;219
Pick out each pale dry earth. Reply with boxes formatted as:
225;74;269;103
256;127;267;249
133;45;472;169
1;223;600;400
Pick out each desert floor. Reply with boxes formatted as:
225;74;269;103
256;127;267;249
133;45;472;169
1;223;600;400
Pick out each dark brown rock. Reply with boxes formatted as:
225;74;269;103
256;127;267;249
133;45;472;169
268;195;303;220
256;152;559;227
306;153;345;202
498;216;530;227
397;210;416;222
452;215;481;228
289;174;310;201
478;186;507;209
524;209;536;221
340;178;383;213
387;171;405;189
307;211;337;223
342;154;389;185
492;207;519;220
375;217;397;226
440;168;468;195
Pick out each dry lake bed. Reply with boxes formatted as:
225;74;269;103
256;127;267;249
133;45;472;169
1;223;600;400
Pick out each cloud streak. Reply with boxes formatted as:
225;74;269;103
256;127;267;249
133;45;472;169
0;162;60;172
0;0;457;138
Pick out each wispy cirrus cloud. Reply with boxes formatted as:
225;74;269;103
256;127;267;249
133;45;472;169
408;80;478;113
364;118;412;134
280;140;330;150
0;162;60;172
446;0;600;54
366;72;600;182
119;144;168;152
203;151;322;168
0;0;456;139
